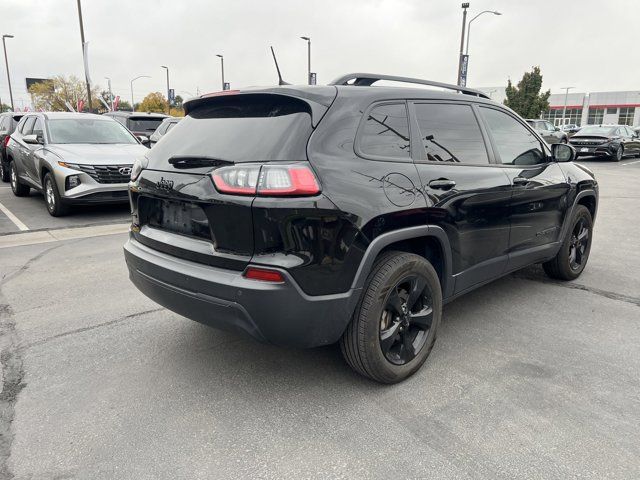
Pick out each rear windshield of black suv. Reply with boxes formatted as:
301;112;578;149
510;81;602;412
149;94;313;163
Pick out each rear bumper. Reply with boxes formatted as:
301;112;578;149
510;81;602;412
124;236;360;348
572;145;617;157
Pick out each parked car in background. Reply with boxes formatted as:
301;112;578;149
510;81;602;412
569;124;640;161
124;74;598;383
562;124;582;137
7;112;148;216
525;119;568;144
0;112;25;182
103;111;169;146
149;117;182;147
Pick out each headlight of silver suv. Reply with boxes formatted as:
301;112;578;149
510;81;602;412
131;156;149;181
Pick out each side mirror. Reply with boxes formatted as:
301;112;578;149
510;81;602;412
137;135;150;147
554;126;560;132
23;133;43;145
552;143;575;163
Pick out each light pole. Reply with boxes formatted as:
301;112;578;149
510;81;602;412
76;0;92;111
456;3;470;87
216;54;225;90
161;66;170;114
465;10;501;84
105;76;113;110
130;75;150;112
561;87;574;127
300;36;311;84
2;34;14;111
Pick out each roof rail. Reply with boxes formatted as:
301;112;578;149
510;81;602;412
329;73;490;99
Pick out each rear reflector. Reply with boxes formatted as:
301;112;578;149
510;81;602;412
243;267;285;283
211;163;320;197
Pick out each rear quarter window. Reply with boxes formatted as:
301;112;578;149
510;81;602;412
357;103;411;160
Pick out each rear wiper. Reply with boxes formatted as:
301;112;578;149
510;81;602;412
168;156;233;169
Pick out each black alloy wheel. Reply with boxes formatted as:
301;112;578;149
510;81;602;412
568;217;589;271
543;205;593;281
340;251;442;383
379;275;433;365
614;145;623;161
0;160;8;182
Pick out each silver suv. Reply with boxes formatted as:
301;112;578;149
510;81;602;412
7;112;147;216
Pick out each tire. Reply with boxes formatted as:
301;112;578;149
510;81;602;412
543;205;593;281
340;251;442;384
9;161;30;197
0;160;9;182
43;172;70;217
612;145;623;162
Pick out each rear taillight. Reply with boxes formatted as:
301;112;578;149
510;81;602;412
211;164;320;197
211;165;261;195
3;136;10;147
243;267;285;283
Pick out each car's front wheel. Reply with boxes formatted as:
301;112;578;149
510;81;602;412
543;205;593;281
340;251;442;383
613;145;623;162
9;161;30;197
44;172;70;216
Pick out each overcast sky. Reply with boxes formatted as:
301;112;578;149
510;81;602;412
1;0;638;108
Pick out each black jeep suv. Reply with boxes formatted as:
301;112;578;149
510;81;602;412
124;74;598;383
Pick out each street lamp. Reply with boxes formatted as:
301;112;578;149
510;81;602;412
130;75;150;112
464;10;501;84
300;36;311;85
76;0;92;111
561;87;574;127
216;54;225;90
161;66;170;114
2;34;14;111
465;10;501;55
104;76;113;110
456;3;470;87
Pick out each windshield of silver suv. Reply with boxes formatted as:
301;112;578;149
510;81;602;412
129;118;165;132
48;118;138;144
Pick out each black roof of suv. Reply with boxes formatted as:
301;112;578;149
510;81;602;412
124;73;598;383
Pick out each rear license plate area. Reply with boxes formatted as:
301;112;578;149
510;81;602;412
139;196;210;240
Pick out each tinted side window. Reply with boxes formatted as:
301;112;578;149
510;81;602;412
480;107;545;165
414;103;488;164
22;117;36;135
359;103;410;159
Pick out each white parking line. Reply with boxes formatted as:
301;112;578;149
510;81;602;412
0;201;29;231
622;159;640;166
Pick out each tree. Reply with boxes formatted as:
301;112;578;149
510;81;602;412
136;92;168;113
28;75;101;112
117;99;132;111
173;95;183;109
504;66;551;118
0;102;10;113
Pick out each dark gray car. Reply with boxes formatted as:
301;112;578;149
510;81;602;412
526;119;568;144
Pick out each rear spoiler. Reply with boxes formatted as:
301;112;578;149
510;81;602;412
183;87;338;127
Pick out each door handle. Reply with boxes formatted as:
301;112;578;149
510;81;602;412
428;179;456;190
513;176;529;186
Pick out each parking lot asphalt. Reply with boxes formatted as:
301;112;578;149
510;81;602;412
1;157;639;479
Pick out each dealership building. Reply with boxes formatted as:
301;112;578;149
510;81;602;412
478;88;640;127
